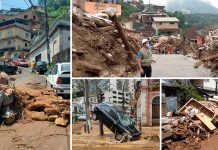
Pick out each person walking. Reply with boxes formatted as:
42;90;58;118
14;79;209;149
137;39;162;77
31;60;36;73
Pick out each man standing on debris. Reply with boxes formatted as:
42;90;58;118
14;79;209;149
137;39;162;77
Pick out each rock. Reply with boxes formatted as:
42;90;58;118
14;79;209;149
26;111;48;121
55;117;69;127
48;115;59;122
44;108;60;116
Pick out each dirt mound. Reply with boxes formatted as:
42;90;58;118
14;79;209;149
72;13;139;77
15;88;70;127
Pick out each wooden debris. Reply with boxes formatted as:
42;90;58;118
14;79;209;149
76;61;102;74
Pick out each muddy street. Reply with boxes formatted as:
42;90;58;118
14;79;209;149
72;121;160;150
0;121;70;150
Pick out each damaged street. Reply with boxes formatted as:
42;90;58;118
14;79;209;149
0;68;70;150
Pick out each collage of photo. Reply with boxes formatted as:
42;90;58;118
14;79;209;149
0;0;218;150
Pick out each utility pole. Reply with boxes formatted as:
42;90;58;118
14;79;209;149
95;80;104;136
84;80;91;133
44;0;50;64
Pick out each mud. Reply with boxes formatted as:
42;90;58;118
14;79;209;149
72;13;140;77
72;121;160;150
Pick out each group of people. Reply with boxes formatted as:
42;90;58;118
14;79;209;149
137;38;164;77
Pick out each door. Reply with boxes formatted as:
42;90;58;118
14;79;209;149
35;54;41;62
152;96;160;126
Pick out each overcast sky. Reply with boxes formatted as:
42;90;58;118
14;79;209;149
143;0;218;8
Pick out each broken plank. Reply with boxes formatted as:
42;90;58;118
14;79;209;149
196;113;216;132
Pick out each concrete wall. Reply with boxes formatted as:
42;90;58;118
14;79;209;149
152;22;179;30
30;26;70;63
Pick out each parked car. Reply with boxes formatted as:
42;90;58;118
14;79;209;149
92;102;141;141
46;63;70;97
13;59;29;67
0;61;18;75
78;114;86;121
35;61;47;74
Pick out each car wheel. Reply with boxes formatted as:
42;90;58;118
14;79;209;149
115;133;123;141
92;113;98;121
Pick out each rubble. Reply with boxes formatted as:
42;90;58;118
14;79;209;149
194;30;218;76
0;71;70;127
72;11;142;77
162;98;218;150
15;88;70;127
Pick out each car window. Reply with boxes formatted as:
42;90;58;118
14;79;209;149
0;62;4;65
61;64;70;72
5;62;12;66
51;65;58;75
118;113;132;126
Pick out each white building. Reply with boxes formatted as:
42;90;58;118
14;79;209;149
29;19;70;63
103;79;135;109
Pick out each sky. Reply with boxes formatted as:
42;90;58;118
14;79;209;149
0;0;37;10
143;0;218;8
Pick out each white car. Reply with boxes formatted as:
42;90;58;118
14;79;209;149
46;63;70;96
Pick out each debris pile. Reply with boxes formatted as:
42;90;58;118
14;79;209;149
16;88;70;127
194;31;218;76
72;11;141;77
0;72;17;124
162;98;218;150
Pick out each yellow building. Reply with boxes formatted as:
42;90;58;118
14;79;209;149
0;18;31;60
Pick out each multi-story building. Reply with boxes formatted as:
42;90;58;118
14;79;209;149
0;18;31;59
29;19;70;63
152;17;179;35
103;79;135;109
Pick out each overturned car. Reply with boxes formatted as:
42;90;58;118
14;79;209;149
92;102;141;142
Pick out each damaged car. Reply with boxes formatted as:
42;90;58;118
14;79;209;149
92;102;141;142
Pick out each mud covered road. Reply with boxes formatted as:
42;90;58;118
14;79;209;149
72;121;160;150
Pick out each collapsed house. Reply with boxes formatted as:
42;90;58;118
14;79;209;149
162;98;218;149
194;29;218;76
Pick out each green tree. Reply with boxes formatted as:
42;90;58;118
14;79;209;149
38;0;70;24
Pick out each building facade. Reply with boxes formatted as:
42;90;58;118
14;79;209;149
152;17;179;35
137;80;160;126
29;19;70;63
0;19;31;59
73;0;121;16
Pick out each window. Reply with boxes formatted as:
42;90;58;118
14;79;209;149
25;33;29;39
25;43;28;47
24;15;28;19
33;15;36;19
51;65;58;75
112;91;116;94
170;22;175;24
113;96;117;98
7;40;11;45
7;29;12;36
68;37;70;40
